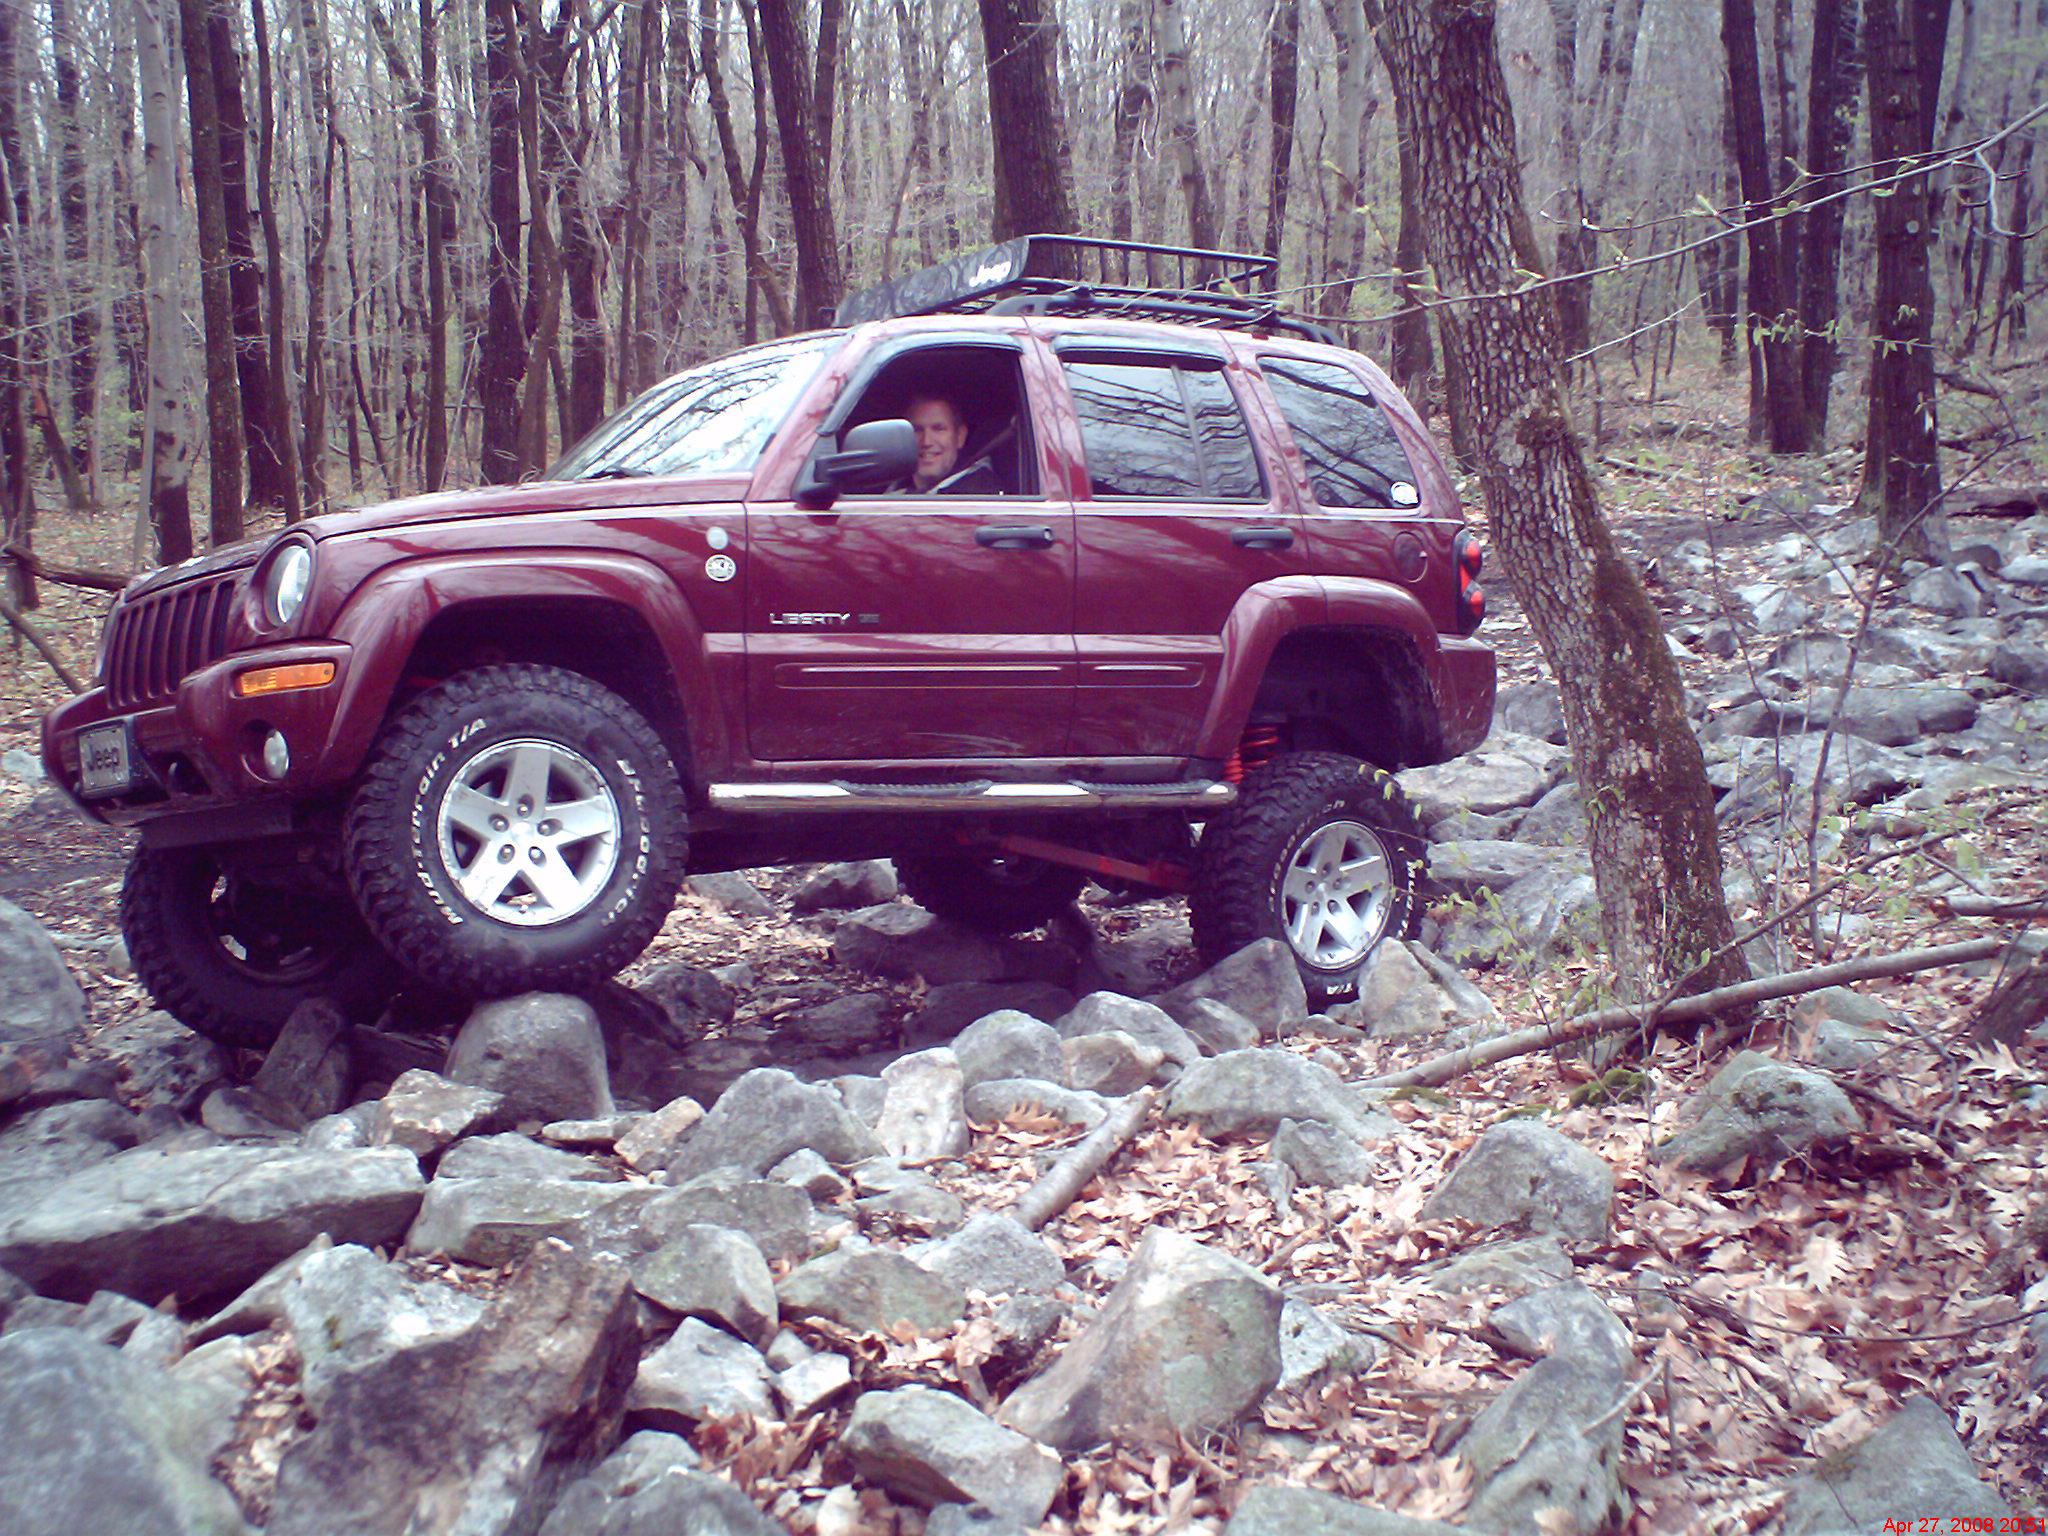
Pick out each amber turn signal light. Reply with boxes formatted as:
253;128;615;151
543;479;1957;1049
234;661;336;697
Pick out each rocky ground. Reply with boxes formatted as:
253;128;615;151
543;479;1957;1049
1;370;2045;1534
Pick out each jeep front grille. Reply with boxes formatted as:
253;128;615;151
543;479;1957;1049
102;574;241;710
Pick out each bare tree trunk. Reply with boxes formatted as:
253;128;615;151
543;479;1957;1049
480;0;525;481
979;0;1081;241
137;0;196;565
296;0;339;509
1156;0;1217;251
703;0;792;336
1265;0;1299;272
814;0;845;181
178;0;246;542
1110;0;1151;244
1389;94;1434;393
0;0;33;605
1796;0;1860;444
755;0;842;326
1320;0;1374;328
50;0;96;449
1546;0;1595;358
1859;0;1953;563
248;0;302;519
1379;0;1746;1005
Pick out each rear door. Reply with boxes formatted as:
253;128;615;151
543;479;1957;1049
1052;340;1307;756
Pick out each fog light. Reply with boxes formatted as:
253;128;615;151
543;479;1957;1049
261;730;291;780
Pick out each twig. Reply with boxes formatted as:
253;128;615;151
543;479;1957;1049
1677;1288;2048;1345
0;595;86;692
1008;1088;1156;1232
1581;1373;1656;1438
3;544;131;593
1361;938;2006;1090
1941;893;2048;919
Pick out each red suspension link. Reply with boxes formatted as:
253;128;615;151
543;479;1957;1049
1225;723;1285;784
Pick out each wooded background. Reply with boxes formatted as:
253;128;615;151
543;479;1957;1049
0;0;2041;577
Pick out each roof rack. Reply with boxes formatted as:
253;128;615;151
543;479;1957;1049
834;234;1343;348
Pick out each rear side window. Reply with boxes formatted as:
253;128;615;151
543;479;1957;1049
1061;359;1265;501
1261;358;1417;509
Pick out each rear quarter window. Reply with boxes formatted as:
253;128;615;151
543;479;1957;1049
1260;357;1417;509
1062;358;1265;501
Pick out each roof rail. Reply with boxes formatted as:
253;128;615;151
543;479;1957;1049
834;234;1343;347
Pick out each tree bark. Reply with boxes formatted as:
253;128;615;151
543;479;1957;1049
1265;0;1299;271
480;0;526;482
1796;0;1861;443
137;0;197;565
296;0;339;509
247;0;302;519
701;0;792;337
1546;0;1595;358
1378;0;1746;1005
979;0;1081;242
1156;0;1217;250
1859;0;1953;564
755;0;842;327
0;0;32;605
1972;955;2048;1047
178;0;246;542
1110;0;1151;244
49;0;96;445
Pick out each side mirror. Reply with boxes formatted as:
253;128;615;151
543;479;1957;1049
795;419;919;509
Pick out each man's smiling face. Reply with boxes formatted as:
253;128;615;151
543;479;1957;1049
907;397;969;490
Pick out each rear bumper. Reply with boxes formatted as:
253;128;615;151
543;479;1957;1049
41;642;359;831
1431;636;1497;759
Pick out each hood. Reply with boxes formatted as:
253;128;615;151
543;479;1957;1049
125;535;270;598
295;474;755;542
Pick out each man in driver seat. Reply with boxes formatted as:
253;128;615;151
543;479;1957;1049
897;392;1002;494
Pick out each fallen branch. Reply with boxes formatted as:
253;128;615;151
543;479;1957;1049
1940;484;2048;518
0;594;86;692
3;544;132;593
1941;893;2048;920
1361;937;2008;1090
1009;1087;1156;1232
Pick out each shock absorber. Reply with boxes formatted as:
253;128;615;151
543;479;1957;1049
1226;723;1286;784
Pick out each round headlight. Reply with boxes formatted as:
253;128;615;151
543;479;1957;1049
264;543;313;628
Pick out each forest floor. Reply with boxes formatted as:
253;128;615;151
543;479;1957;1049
2;341;2046;1531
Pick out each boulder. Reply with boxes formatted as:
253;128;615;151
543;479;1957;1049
1493;682;1567;745
686;872;777;917
406;1177;645;1267
999;1227;1282;1452
0;1143;424;1305
444;994;613;1124
0;1100;142;1223
875;1048;970;1159
1060;1031;1164;1095
627;1316;775;1426
908;1213;1064;1298
1457;1352;1628;1536
1153;939;1309;1034
775;1350;854;1416
613;1095;706;1173
769;1148;849;1201
1165;1049;1381;1140
0;1329;251;1536
632;1224;778;1347
1224;1485;1461;1536
1438;866;1602;969
1345;940;1501;1039
1991;639;2048;694
268;1240;641;1536
1271;1117;1376;1187
833;904;1007;985
1054;992;1200;1073
1421;1121;1613;1241
783;992;892;1052
570;1175;824;1268
965;1079;1110;1132
539;1114;638;1150
247;999;353;1128
1487;1282;1631;1369
1278;1297;1375;1389
1088;917;1195;997
1654;1051;1862;1176
1516;781;1588;846
952;1010;1064;1089
88;1011;230;1114
1427;840;1567;901
281;1244;486;1412
434;1132;621;1183
778;1245;966;1334
372;1069;511;1159
906;983;1077;1047
1780;1397;2011;1533
668;1068;884;1181
630;963;738;1043
1178;997;1263;1055
537;1431;784;1536
844;1385;1064;1525
791;860;898;913
0;898;88;1048
827;1073;890;1127
1397;733;1570;828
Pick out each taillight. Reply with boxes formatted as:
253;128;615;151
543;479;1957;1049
1453;530;1486;633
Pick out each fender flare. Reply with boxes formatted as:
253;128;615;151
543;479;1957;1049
316;550;723;784
1193;575;1443;759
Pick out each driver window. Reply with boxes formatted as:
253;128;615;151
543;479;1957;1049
832;346;1039;498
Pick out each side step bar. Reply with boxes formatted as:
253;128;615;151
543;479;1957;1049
707;779;1237;813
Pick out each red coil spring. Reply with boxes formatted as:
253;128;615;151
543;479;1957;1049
1226;724;1285;784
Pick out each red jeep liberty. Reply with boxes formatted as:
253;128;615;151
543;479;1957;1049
42;237;1495;1045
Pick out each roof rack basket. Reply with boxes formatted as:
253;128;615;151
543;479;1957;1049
833;234;1341;347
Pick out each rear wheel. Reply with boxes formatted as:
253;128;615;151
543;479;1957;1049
897;851;1087;932
122;845;398;1049
1190;751;1423;1007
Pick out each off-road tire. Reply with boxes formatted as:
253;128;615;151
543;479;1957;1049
1190;751;1424;1007
121;845;399;1049
897;852;1087;932
344;664;686;997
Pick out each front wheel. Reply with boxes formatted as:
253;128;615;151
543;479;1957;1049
344;664;687;997
122;845;399;1049
1190;751;1423;1007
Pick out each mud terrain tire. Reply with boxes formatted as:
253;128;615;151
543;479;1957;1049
1190;751;1423;1007
345;664;686;997
122;845;398;1049
897;852;1087;932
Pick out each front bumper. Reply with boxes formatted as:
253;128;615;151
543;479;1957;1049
41;641;360;831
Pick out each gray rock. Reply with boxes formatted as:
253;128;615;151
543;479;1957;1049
0;1328;251;1536
1761;684;1982;747
1278;1298;1375;1389
1438;866;1602;969
775;1350;853;1415
1398;733;1571;828
857;1181;966;1235
783;992;892;1051
1654;1051;1862;1176
301;1104;379;1151
167;1335;261;1460
1153;939;1310;1034
634;962;739;1042
5;1286;157;1349
1516;781;1588;846
1000;1227;1283;1452
1780;1397;2011;1533
826;1074;890;1128
444;993;614;1124
1271;1117;1375;1187
1713;732;1924;825
792;860;898;913
633;1224;778;1346
1457;1352;1628;1536
0;898;88;1048
613;1095;705;1172
1055;992;1201;1073
0;1099;142;1222
1487;1282;1631;1369
1901;565;1983;618
909;1213;1064;1298
845;1385;1065;1524
434;1131;621;1183
268;1240;640;1536
197;1085;296;1140
778;1245;966;1334
875;1048;970;1159
687;871;777;917
573;1176;824;1267
906;983;1077;1047
538;1431;784;1536
834;903;1006;984
540;1114;639;1150
89;1011;230;1114
669;1068;884;1181
628;1316;775;1426
247;999;353;1129
1224;1485;1462;1535
0;1142;424;1304
986;1294;1068;1380
1165;1048;1381;1140
966;1078;1110;1131
372;1068;512;1159
1427;840;1569;901
1421;1121;1613;1241
1179;997;1263;1055
1061;1031;1164;1095
1088;916;1195;997
1494;682;1567;744
952;1009;1064;1089
281;1244;485;1412
405;1176;642;1266
927;1503;1030;1536
769;1148;849;1201
1346;940;1502;1039
1991;639;2048;694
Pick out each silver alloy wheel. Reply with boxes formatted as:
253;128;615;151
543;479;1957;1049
1280;818;1393;969
434;737;621;928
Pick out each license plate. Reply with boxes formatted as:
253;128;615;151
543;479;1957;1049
77;722;134;797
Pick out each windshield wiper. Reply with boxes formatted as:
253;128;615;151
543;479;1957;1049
574;466;654;481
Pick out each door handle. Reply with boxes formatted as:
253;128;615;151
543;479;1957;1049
976;524;1056;550
1231;525;1296;550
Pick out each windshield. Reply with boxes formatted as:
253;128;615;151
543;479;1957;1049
547;334;841;481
